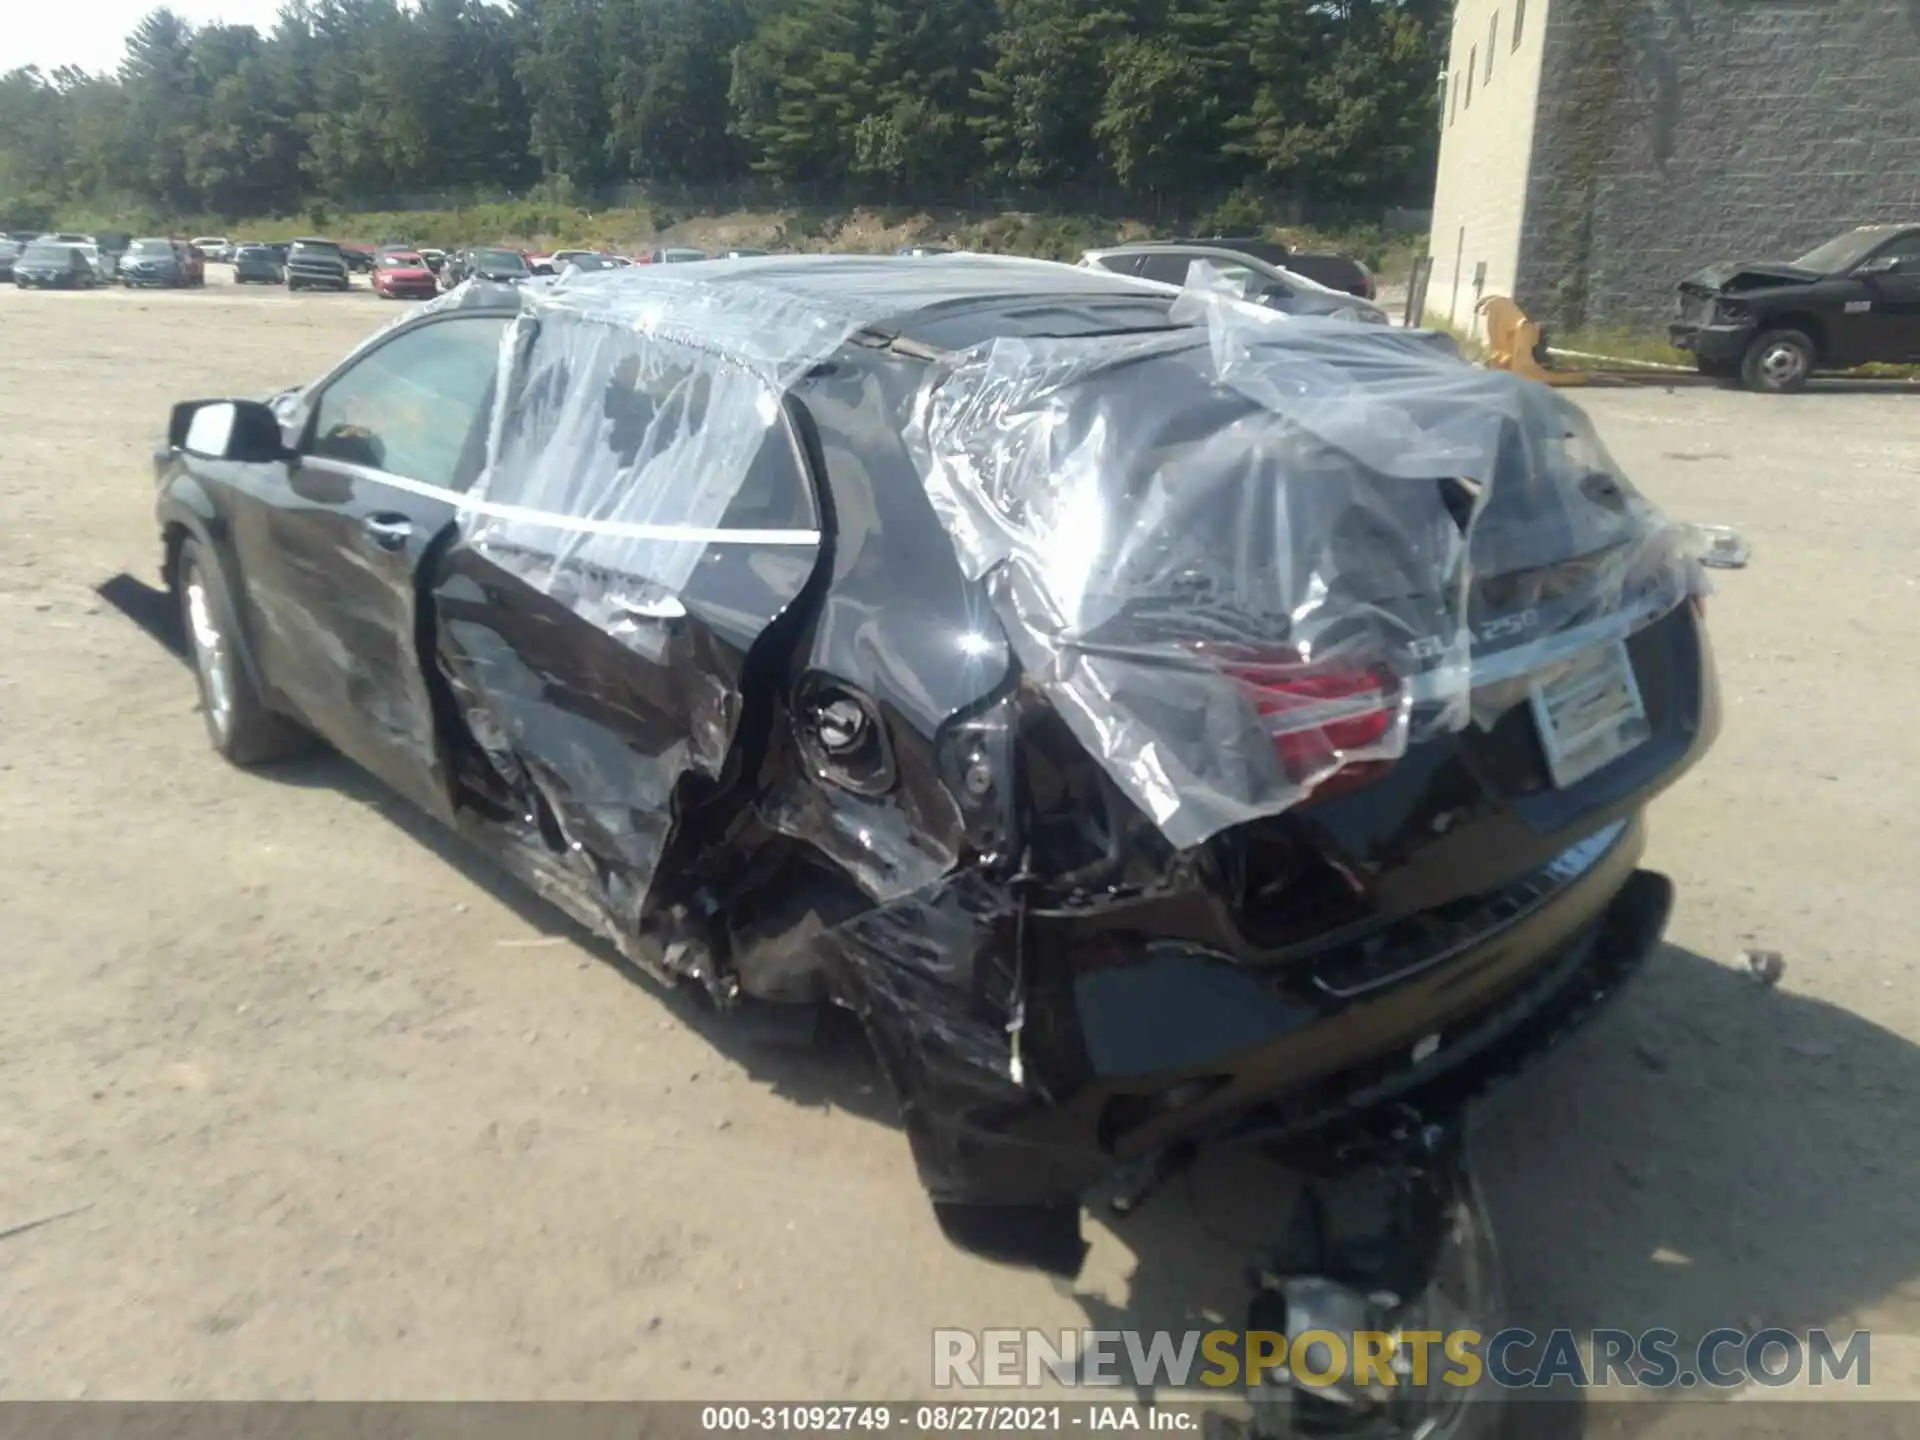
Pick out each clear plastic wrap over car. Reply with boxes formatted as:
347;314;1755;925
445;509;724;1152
901;277;1701;847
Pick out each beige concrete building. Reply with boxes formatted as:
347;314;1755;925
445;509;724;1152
1426;0;1546;336
1427;0;1920;334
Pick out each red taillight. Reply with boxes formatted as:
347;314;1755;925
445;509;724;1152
1199;644;1398;801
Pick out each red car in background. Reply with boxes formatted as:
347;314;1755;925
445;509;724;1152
171;241;206;287
371;250;439;300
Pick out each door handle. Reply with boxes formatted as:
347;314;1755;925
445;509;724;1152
363;514;413;551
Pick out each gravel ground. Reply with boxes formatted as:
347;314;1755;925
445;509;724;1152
1;272;1916;1426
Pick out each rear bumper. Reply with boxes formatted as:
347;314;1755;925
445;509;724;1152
835;809;1668;1221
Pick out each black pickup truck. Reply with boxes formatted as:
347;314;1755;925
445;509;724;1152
1669;223;1920;392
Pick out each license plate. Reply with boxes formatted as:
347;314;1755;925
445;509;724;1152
1529;642;1649;789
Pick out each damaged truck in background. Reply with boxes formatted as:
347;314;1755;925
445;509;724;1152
154;255;1719;1437
1669;222;1920;392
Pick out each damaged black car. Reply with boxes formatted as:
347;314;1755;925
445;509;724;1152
1669;222;1920;392
155;256;1717;1436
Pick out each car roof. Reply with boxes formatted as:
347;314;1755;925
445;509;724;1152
688;251;1160;308
516;253;1196;354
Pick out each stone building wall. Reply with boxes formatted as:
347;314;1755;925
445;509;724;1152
1515;0;1920;330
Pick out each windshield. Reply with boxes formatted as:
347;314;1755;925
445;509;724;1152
291;240;340;256
1792;227;1897;274
381;252;425;266
22;243;72;263
131;240;175;257
475;249;529;270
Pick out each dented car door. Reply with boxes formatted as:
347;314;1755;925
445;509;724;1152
431;315;827;944
252;312;509;813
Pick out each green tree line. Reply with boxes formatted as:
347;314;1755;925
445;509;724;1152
0;0;1446;225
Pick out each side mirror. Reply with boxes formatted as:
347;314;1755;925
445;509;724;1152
1859;254;1902;276
168;399;289;462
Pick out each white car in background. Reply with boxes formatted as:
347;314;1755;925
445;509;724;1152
73;241;114;282
190;236;234;263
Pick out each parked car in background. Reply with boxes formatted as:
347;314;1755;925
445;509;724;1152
1667;222;1920;392
286;237;352;292
639;246;707;263
554;253;627;275
341;244;376;274
232;244;286;285
441;247;534;289
72;241;116;283
372;250;440;300
266;242;291;265
1148;234;1294;268
38;231;93;246
0;239;20;280
14;242;100;289
171;241;207;287
417;248;447;274
119;236;191;287
1081;243;1390;323
1284;251;1377;301
190;236;234;264
722;247;769;258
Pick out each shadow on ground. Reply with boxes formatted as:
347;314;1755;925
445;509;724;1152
98;570;1920;1435
1083;935;1920;1434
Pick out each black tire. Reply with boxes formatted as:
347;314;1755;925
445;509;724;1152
176;540;313;766
1740;328;1815;394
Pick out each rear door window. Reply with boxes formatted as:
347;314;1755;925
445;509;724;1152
483;318;816;591
1138;253;1197;286
1871;232;1920;264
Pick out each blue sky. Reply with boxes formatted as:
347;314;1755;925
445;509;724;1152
5;0;291;77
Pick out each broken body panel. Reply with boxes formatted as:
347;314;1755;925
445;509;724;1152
155;256;1717;1265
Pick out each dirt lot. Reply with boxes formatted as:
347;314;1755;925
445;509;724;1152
2;272;1917;1423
